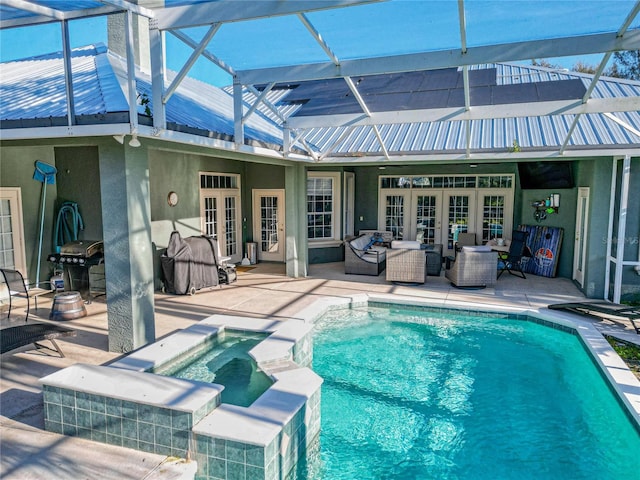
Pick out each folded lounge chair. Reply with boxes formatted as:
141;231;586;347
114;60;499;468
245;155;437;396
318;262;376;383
1;323;76;357
548;301;640;334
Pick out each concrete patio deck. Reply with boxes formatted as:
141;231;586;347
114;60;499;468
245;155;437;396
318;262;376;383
2;262;638;479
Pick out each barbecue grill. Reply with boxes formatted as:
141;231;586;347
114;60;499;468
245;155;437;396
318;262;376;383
48;240;105;301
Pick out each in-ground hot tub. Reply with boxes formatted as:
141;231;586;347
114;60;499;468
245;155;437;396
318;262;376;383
40;314;320;480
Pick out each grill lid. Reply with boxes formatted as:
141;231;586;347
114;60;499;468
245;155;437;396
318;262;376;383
60;240;103;258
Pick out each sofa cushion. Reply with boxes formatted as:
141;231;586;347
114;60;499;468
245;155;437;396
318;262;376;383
462;245;492;252
391;240;421;250
350;235;371;251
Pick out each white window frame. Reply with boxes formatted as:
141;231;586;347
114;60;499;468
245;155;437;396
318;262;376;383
0;187;27;275
307;171;342;247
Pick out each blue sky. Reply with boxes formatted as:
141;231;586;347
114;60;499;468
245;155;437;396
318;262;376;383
0;0;636;87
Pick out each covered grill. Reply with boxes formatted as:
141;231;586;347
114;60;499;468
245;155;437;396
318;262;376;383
48;240;105;300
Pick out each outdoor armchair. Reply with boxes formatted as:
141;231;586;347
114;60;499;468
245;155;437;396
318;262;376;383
386;241;426;283
445;246;498;288
345;234;387;275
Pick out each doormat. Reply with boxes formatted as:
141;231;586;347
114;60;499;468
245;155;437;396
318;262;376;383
236;266;256;273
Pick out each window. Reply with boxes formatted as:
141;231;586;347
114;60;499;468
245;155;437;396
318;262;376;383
0;188;27;274
307;172;341;242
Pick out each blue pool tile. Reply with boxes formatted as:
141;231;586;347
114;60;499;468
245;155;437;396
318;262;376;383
76;392;91;411
91;429;107;443
106;416;122;436
44;419;62;434
155;425;171;448
227;460;246;480
195;436;209;457
122;436;138;450
138;441;155;454
59;388;76;408
122;401;137;420
90;394;106;413
226;440;245;464
138;421;155;444
106;397;122;417
76;427;92;439
106;433;123;447
245;444;265;467
246;465;265;480
138;404;154;423
76;409;92;428
154;407;172;426
44;386;61;404
211;438;226;459
62;423;77;436
208;458;227;480
62;406;76;425
122;418;138;439
172;429;190;453
46;402;62;423
91;412;107;431
172;410;191;430
194;452;207;476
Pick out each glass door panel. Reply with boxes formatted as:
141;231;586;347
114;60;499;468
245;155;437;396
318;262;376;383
444;192;476;256
382;194;406;240
412;192;442;244
253;189;285;262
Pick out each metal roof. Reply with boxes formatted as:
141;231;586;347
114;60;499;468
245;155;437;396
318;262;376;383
0;44;283;148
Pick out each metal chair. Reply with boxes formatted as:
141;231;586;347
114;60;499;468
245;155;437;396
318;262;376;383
497;230;531;279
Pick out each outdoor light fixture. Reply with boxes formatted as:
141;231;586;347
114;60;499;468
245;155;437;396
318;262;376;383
129;135;141;148
113;134;125;144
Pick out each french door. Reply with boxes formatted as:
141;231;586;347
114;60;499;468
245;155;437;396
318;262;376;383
252;189;285;262
379;191;445;245
201;192;242;264
573;187;590;287
443;191;476;257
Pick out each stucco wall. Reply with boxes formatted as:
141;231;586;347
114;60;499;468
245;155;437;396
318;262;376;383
0;146;57;283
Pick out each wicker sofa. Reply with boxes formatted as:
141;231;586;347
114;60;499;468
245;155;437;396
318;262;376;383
445;245;498;288
386;241;426;283
345;234;387;275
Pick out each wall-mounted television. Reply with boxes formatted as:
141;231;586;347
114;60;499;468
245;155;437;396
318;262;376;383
518;161;575;189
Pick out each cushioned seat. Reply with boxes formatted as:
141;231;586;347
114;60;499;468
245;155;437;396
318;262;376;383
445;245;498;288
345;234;387;275
386;241;425;283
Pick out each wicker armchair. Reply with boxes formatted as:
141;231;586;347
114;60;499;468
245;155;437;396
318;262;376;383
445;246;498;288
386;241;426;283
345;234;387;275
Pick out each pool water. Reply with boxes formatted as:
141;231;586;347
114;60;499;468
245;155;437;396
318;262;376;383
299;307;640;479
157;332;272;407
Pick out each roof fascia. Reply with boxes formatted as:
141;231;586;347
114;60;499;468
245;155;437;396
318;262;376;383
154;0;382;30
286;96;640;129
237;30;640;85
311;148;640;164
0;0;154;29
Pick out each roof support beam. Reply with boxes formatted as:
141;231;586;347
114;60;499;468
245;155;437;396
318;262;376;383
287;96;640;128
237;29;640;84
246;85;285;122
163;24;220;104
154;0;381;30
319;126;357;161
604;112;640;138
150;19;166;131
372;125;390;160
243;83;275;123
233;80;244;148
124;10;139;133
60;20;75;126
297;13;340;65
560;1;640;153
98;0;155;18
2;0;65;20
169;29;236;76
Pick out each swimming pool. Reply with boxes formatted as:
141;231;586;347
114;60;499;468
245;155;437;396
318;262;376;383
299;305;640;479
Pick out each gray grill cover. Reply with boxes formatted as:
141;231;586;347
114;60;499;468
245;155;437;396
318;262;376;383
161;231;219;294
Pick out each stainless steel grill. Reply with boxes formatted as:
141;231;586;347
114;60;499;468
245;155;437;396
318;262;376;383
48;241;104;301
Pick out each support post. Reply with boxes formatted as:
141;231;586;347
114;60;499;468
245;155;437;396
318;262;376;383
99;142;155;352
285;163;308;278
